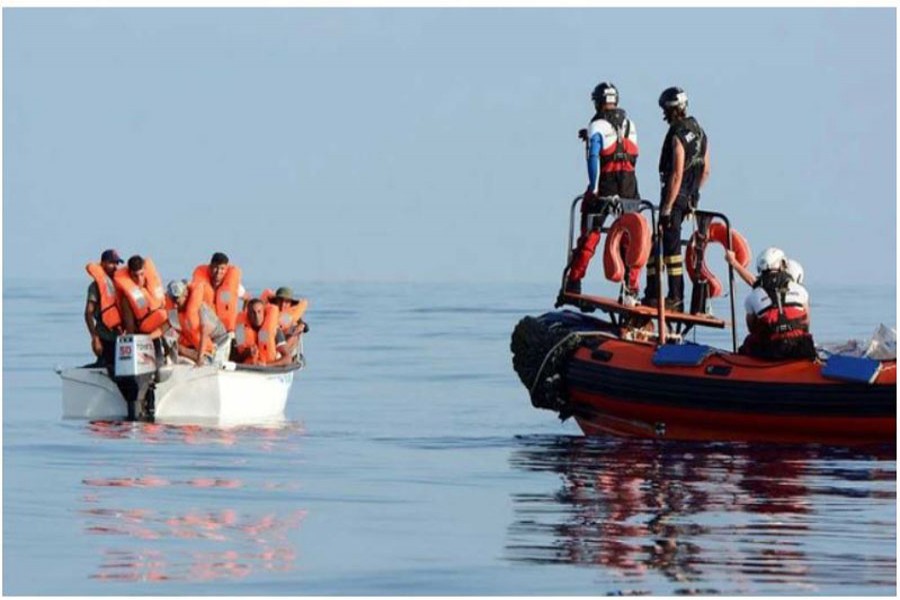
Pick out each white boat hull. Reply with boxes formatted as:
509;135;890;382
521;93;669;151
59;362;300;426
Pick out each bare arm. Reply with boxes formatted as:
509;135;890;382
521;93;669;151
700;142;711;188
268;344;294;367
196;322;212;366
663;137;685;214
85;298;103;356
725;250;756;287
179;344;201;363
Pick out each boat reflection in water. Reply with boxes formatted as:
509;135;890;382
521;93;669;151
506;436;895;595
78;421;307;583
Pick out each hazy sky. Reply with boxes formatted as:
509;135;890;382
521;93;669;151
4;8;896;286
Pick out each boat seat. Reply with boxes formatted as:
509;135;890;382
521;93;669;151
821;355;883;384
652;343;716;366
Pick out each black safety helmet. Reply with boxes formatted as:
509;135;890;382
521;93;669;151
658;86;688;111
591;82;619;107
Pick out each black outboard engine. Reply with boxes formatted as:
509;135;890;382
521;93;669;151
113;334;159;421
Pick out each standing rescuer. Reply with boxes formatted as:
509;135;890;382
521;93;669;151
563;82;640;297
191;252;247;334
643;86;710;311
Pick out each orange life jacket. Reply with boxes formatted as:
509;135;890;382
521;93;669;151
234;304;280;365
260;288;309;332
192;264;242;332
167;281;216;355
86;263;122;330
114;257;167;334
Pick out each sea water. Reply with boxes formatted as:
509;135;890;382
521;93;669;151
3;279;896;595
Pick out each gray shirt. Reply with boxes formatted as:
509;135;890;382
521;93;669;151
198;303;229;346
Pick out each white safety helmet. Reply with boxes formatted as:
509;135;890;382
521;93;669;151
756;247;786;274
785;258;804;284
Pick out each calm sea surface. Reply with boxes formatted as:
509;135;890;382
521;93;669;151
3;279;896;595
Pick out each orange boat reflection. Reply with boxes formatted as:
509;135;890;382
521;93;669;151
79;420;308;583
506;437;895;592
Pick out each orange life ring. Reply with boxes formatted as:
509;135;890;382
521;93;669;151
602;212;651;283
685;222;752;298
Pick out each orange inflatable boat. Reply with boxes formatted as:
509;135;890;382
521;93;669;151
514;197;896;444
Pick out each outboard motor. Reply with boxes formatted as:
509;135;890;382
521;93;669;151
113;334;159;421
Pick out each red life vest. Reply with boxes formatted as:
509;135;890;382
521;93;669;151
595;109;639;174
192;264;242;332
114;257;167;335
234;304;280;365
85;263;122;330
750;275;811;342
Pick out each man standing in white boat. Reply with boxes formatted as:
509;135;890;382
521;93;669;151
191;252;250;335
84;248;125;372
165;280;232;366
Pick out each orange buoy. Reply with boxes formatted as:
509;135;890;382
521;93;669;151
686;222;751;297
602;212;651;287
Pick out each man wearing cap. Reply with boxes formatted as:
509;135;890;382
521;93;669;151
166;279;232;366
84;249;124;370
269;287;309;359
191;252;250;334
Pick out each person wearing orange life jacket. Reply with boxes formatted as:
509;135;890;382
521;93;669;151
165;280;231;366
115;255;169;339
266;287;309;359
737;247;816;361
85;248;125;370
563;82;640;298
191;252;249;334
232;299;293;366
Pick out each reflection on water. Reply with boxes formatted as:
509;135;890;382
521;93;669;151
507;436;896;595
78;421;307;583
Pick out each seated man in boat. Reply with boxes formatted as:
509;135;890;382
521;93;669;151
166;280;232;366
732;247;816;361
85;248;125;371
266;286;309;360
232;299;294;366
116;255;169;340
191;252;250;335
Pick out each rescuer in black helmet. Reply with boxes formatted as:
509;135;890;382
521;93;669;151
643;86;710;311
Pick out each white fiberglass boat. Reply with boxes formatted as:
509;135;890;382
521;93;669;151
58;335;302;425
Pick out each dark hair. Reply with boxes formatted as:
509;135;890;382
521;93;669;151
210;252;229;267
127;255;145;272
247;298;264;311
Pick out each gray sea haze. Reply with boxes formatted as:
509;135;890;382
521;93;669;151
3;279;896;595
